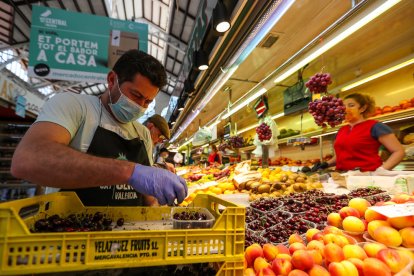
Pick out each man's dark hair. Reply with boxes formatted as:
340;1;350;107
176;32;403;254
113;50;167;89
159;148;169;154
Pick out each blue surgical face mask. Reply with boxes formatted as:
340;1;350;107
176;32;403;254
108;76;147;123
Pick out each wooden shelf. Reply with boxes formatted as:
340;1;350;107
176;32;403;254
279;108;414;142
238;145;256;152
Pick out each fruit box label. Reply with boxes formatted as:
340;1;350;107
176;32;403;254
92;238;161;261
368;203;414;218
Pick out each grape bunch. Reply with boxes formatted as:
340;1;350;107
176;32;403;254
229;135;244;148
308;95;345;128
218;142;230;152
256;123;272;142
305;73;332;93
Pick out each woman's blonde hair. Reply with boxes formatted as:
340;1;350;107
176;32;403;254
345;93;376;118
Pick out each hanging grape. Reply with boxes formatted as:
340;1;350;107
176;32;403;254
256;122;272;142
308;95;345;128
305;73;332;94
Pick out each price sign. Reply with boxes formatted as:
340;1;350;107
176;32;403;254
254;96;268;118
368;203;414;218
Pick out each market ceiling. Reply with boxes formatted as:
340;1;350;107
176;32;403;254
169;0;414;145
0;0;244;107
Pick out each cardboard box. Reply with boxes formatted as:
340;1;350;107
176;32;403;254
107;30;139;69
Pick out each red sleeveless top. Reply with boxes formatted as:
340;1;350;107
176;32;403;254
334;120;382;172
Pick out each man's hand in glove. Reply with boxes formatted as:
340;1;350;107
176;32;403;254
311;161;329;172
128;164;188;205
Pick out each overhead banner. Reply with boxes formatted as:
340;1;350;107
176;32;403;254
28;6;148;83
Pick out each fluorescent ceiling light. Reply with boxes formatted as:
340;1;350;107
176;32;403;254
271;112;284;120
178;107;184;111
238;123;259;135
383;115;414;124
181;138;193;147
341;56;414;92
274;0;401;84
222;88;267;119
171;121;176;125
208;120;222;129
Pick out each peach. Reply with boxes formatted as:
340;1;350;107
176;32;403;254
343;244;367;260
305;228;320;242
256;267;276;276
391;193;411;204
287;269;308;276
324;243;345;263
271;258;292;276
367;220;391;238
339;207;360;219
245;243;264;267
342;216;366;234
288;233;304;245
291;249;314;270
306;240;325;256
347;258;364;276
323;233;349;247
327;212;343;228
397;249;414;264
244;268;255;276
311;232;324;241
307;249;323;265
276;253;292;262
373;226;402;247
376;248;409;273
308;264;330;276
323;225;343;235
263;243;279;262
365;209;387;222
349;198;371;217
363;242;387;257
399;227;414;247
289;242;306;254
254;257;271;272
387;215;414;229
329;260;359;276
362;257;391;276
276;244;290;255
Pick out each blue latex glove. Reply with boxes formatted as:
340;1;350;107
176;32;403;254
128;164;188;205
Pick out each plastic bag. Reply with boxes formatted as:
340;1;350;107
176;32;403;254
173;152;184;164
192;127;212;146
254;115;280;148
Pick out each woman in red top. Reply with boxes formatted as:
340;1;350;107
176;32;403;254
208;144;222;165
323;93;404;172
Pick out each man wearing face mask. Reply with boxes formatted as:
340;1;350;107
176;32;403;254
312;93;404;172
11;50;187;206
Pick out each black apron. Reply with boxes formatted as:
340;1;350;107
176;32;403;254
66;103;150;206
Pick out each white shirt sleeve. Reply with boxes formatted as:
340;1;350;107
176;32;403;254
35;93;86;139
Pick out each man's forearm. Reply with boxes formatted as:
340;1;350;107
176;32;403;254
12;139;135;189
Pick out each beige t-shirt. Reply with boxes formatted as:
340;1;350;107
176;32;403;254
36;92;153;163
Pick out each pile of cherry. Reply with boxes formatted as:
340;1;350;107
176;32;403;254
245;188;390;248
32;212;125;233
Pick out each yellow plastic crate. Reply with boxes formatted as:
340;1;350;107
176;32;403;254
0;192;245;275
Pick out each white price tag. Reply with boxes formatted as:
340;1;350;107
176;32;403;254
368;203;414;218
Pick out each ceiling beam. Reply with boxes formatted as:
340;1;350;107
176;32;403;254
101;0;109;17
7;0;31;27
87;0;95;14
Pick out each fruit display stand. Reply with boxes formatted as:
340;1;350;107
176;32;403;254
0;192;245;275
244;194;414;276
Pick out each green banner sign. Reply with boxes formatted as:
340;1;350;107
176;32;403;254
28;6;148;83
